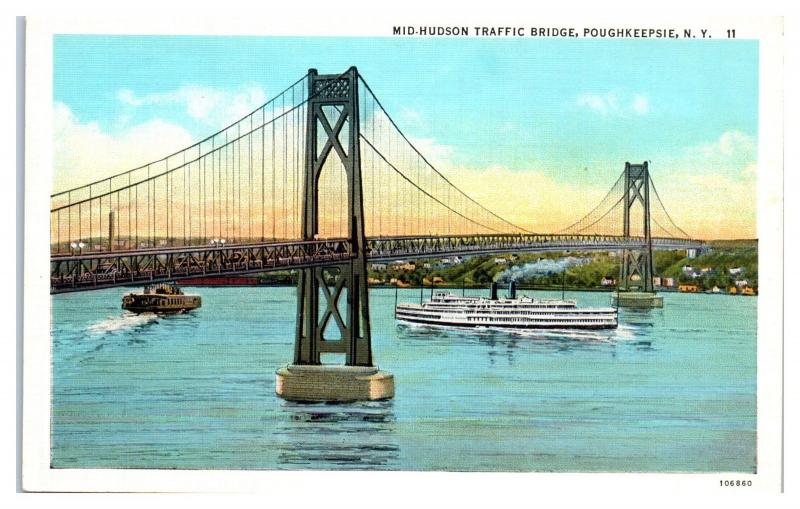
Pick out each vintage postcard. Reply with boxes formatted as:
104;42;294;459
22;12;784;498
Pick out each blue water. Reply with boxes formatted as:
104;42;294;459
51;287;756;472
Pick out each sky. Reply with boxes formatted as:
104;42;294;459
53;35;759;239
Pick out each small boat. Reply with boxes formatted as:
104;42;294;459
122;283;201;314
396;282;617;330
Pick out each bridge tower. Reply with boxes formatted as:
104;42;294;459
276;67;394;401
617;162;663;307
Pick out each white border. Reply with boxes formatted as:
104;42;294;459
22;12;784;498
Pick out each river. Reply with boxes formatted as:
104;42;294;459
50;287;756;472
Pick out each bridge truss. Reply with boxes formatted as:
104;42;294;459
49;66;704;377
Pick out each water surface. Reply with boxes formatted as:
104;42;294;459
51;287;756;471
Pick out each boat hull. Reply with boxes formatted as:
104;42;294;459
395;289;618;330
121;295;201;314
397;315;617;330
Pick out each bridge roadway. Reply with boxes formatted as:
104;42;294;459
49;234;704;293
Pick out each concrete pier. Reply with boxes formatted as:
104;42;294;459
613;291;664;308
276;364;395;402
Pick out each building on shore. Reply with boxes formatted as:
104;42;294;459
390;260;416;271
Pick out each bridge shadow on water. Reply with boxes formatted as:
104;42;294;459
275;399;399;470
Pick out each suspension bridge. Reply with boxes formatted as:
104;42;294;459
49;67;703;400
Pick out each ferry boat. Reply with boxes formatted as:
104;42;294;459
396;282;617;330
121;283;201;314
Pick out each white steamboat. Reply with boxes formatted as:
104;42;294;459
396;282;617;330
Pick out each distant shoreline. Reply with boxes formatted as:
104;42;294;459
173;282;750;295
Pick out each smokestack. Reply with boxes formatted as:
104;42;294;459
490;282;498;300
508;281;516;299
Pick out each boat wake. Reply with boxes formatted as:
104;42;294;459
87;312;159;335
397;320;639;343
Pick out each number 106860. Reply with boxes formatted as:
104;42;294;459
720;480;752;487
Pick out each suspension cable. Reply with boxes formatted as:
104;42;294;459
358;76;533;234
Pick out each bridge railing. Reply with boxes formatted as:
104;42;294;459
366;234;702;260
50;239;352;293
49;233;704;293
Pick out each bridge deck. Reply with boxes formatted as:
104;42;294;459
50;234;704;293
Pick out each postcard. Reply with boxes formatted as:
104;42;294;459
22;13;785;499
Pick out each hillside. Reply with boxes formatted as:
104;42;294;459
368;244;758;291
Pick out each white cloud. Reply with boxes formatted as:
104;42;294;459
52;83;271;191
691;130;756;161
576;91;650;117
654;130;758;238
576;92;616;115
670;130;757;183
398;107;425;130
54;102;194;192
117;84;267;127
631;94;650;115
383;128;756;239
407;137;455;165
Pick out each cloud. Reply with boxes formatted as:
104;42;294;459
53;102;193;192
665;129;758;181
398;107;425;130
576;91;650;117
379;129;756;239
53;93;755;241
653;172;756;239
688;130;756;164
54;83;271;192
631;94;650;115
117;84;267;127
653;130;758;238
407;137;455;165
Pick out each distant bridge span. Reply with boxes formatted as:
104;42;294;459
50;234;704;293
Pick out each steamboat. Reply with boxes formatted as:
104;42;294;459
121;283;202;314
396;282;617;330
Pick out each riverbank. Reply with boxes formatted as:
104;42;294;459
172;243;757;294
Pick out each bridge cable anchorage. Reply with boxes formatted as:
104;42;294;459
357;76;534;235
